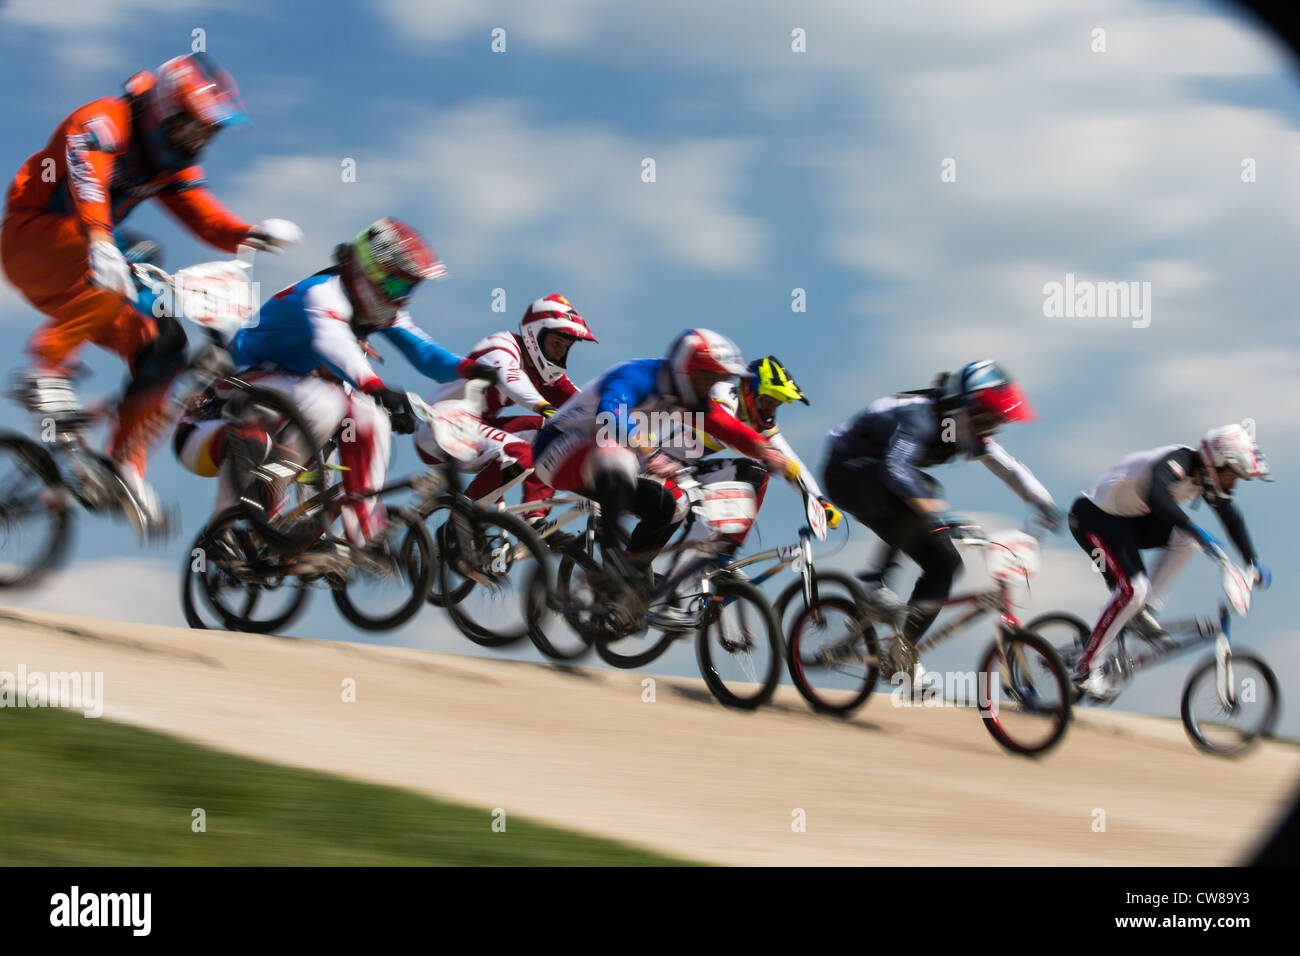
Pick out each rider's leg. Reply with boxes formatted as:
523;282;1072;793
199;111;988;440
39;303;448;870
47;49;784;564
236;371;347;524
626;476;685;565
337;391;392;547
173;417;237;513
462;422;535;505
1145;525;1198;614
894;514;963;643
666;458;766;591
4;211;116;379
107;308;189;481
1070;500;1151;675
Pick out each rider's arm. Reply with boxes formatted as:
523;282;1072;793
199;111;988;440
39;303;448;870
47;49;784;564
977;438;1056;511
701;404;770;461
303;294;385;393
1147;452;1200;531
766;428;826;499
596;360;660;442
376;313;467;383
881;412;944;513
156;166;254;253
472;336;549;410
1207;496;1258;566
61;103;123;241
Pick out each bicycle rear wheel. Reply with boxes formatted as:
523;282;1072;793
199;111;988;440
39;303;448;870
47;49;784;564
696;577;782;710
0;435;72;589
332;506;434;632
1181;653;1279;756
185;506;310;633
977;628;1072;756
1025;612;1089;704
786;595;880;715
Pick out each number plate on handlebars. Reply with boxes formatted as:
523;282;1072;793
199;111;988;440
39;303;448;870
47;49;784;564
805;492;828;541
168;261;258;336
695;481;757;536
985;530;1040;581
430;401;485;463
1220;562;1252;616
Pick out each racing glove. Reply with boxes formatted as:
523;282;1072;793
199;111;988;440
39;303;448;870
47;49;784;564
760;447;800;482
534;401;558;418
243;218;303;254
1249;561;1272;590
88;239;137;302
819;497;843;530
1036;503;1065;533
459;361;499;386
373;386;416;434
642;450;683;480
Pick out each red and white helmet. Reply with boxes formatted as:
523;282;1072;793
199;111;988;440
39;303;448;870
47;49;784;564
520;294;597;384
1200;423;1271;487
666;328;746;406
345;217;445;329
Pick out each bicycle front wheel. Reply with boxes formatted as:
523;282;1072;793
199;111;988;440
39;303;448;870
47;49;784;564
442;506;551;647
786;596;880;716
695;578;782;710
0;435;72;589
977;628;1072;757
1181;653;1280;756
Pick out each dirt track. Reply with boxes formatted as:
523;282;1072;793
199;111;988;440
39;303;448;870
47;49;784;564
2;607;1296;865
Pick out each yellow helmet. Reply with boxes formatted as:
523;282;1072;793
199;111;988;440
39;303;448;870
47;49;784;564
741;356;807;425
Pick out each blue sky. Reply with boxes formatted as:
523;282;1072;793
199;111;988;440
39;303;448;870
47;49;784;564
2;0;1299;734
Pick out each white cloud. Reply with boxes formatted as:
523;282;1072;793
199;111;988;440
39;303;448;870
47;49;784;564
222;99;765;308
4;0;238;73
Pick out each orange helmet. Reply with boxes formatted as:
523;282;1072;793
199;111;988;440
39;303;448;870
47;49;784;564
142;53;247;166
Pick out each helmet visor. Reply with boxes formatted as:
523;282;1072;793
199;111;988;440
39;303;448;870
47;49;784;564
969;382;1035;432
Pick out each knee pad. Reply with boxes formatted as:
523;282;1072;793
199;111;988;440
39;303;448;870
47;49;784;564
582;442;638;488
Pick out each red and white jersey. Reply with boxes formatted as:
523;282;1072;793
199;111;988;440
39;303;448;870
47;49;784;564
425;331;577;422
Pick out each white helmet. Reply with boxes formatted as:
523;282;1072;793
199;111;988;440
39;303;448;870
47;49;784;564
1199;423;1271;490
666;328;746;406
519;294;597;384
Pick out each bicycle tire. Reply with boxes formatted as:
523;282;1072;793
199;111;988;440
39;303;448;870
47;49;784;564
443;504;551;647
0;434;73;589
695;577;782;710
332;506;435;632
786;595;880;716
1181;652;1280;756
977;628;1072;757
